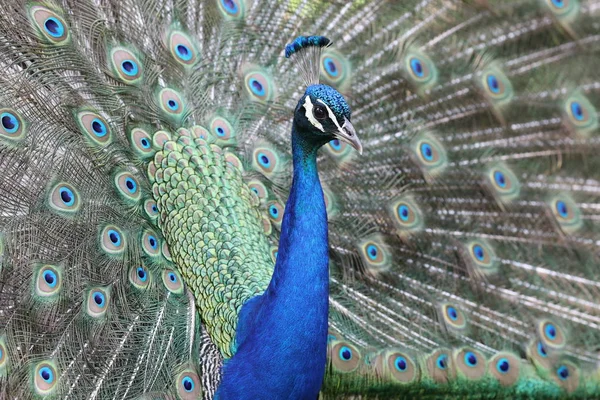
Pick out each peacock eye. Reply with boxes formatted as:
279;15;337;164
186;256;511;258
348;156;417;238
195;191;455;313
313;105;327;120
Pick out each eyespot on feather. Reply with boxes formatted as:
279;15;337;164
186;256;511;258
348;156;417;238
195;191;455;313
48;182;81;214
388;196;424;235
144;199;159;220
403;50;438;93
248;180;268;202
86;287;110;318
75;111;112;145
35;264;62;297
0;108;27;142
217;0;245;19
142;229;160;256
544;0;579;18
425;348;455;383
552;361;580;393
374;350;419;384
129;127;155;157
114;171;141;203
252;146;280;177
110;47;143;84
266;201;284;227
320;50;351;88
548;194;582;234
29;6;70;44
357;235;391;274
562;92;598;136
33;361;59;395
488;352;521;386
100;225;126;255
162;269;184;294
439;303;467;331
329;341;361;373
168;31;199;66
159;88;186;120
485;163;521;203
479;66;513;105
526;339;553;372
537;319;566;350
129;264;151;289
243;66;275;102
454;348;486;380
464;239;498;275
210;116;235;144
411;132;447;178
176;369;202;399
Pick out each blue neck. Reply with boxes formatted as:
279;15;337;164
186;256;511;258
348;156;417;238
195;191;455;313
216;125;330;399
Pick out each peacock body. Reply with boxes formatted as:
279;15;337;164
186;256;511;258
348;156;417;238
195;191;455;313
0;0;599;398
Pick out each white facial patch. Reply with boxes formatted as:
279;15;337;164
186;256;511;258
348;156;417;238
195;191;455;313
316;99;344;136
302;96;325;132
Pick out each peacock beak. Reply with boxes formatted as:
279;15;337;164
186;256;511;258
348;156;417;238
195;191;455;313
335;117;362;155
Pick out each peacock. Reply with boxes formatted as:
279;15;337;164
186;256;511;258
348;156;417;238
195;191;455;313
0;0;599;398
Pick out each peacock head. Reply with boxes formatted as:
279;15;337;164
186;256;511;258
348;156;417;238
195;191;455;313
294;84;362;154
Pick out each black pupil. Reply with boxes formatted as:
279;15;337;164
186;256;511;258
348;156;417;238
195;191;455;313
168;100;176;108
149;237;156;247
141;138;148;146
327;60;337;73
315;106;325;118
45;19;59;34
122;61;134;72
177;45;189;56
94;293;103;305
491;77;499;90
217;127;224;134
109;232;119;244
272;207;278;215
41;370;50;380
475;247;484;259
138;268;145;278
184;379;193;391
397;359;406;370
92;121;103;133
61;189;72;203
2;115;15;130
170;274;176;282
252;80;263;92
414;61;422;74
126;180;134;190
468;354;477;365
44;273;55;284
